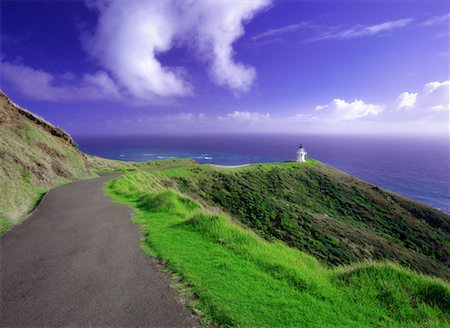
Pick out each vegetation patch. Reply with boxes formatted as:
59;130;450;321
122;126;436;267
152;162;450;280
105;170;450;327
0;214;12;234
0;91;140;225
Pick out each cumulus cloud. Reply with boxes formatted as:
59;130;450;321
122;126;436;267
218;110;271;125
85;1;191;100
295;80;449;133
192;1;271;91
2;1;269;102
1;60;120;101
398;81;449;112
397;92;418;109
315;98;384;120
85;0;270;99
311;81;448;125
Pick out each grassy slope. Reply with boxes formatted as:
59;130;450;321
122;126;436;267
0;89;198;232
0;91;130;230
152;161;450;281
105;169;450;327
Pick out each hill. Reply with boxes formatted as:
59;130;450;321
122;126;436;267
0;91;126;231
0;91;197;232
105;168;450;327
152;162;450;280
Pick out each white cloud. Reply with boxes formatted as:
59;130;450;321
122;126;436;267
2;1;270;102
164;112;208;124
251;21;313;42
218;111;271;125
1;61;120;101
129;112;208;125
422;13;450;27
424;81;449;93
85;1;191;100
363;19;413;35
192;1;271;92
96;80;449;134
252;18;413;45
310;81;448;126
311;18;413;41
398;81;449;112
137;110;270;127
85;0;271;99
295;80;449;134
315;98;384;120
253;14;449;46
397;92;418;109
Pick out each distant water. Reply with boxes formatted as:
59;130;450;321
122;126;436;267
75;134;450;214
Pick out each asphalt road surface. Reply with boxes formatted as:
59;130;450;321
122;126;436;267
1;173;199;327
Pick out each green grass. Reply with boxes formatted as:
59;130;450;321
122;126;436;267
0;92;140;225
0;214;13;234
1;99;194;227
151;162;450;280
105;170;450;327
28;192;47;214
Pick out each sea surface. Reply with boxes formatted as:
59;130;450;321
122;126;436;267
75;134;450;214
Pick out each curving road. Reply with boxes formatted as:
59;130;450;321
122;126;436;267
0;173;199;327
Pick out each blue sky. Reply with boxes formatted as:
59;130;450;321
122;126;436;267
1;0;448;135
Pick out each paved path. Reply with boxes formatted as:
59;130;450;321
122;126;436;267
0;173;199;327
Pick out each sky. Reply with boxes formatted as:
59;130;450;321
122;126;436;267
1;0;449;136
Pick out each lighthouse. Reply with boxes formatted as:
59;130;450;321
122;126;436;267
296;144;307;162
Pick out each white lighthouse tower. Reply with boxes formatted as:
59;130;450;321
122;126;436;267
296;144;307;162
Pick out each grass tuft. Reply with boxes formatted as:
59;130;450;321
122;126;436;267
0;214;13;234
138;190;200;215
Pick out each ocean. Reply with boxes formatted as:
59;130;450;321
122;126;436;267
75;134;450;214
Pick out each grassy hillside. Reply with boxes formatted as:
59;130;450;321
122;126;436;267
105;169;450;327
151;161;450;281
0;91;129;230
0;90;199;232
